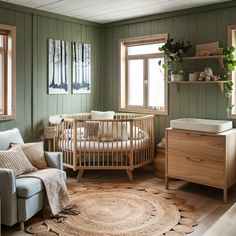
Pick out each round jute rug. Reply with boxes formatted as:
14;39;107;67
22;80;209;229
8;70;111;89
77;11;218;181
39;186;198;236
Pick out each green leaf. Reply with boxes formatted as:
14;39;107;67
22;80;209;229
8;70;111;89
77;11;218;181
230;46;235;53
230;54;235;60
227;64;235;71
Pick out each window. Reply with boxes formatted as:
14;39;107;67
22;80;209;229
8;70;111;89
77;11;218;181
0;24;16;120
228;25;236;118
119;34;168;115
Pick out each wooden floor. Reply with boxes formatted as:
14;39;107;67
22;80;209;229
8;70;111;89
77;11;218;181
2;167;236;236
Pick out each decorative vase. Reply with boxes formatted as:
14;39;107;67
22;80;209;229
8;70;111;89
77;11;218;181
170;74;184;82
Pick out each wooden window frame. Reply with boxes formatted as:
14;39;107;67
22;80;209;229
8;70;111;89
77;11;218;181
118;34;168;115
0;35;6;114
0;24;16;121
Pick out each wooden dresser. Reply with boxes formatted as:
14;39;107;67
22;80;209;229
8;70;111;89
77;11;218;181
165;128;236;202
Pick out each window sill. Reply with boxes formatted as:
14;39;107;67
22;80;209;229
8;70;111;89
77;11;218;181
119;108;168;115
0;114;16;121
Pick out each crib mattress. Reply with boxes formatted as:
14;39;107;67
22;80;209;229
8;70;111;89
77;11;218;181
58;138;150;152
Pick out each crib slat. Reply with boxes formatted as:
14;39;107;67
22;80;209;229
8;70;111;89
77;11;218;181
72;119;77;170
129;120;134;171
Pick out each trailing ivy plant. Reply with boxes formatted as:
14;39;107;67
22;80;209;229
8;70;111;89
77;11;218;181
222;46;236;80
222;46;236;115
158;38;191;76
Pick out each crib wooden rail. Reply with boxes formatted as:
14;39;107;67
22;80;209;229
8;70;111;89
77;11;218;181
54;113;154;181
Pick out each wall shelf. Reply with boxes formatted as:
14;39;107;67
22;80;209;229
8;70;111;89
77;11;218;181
168;81;228;92
182;55;223;67
183;55;222;60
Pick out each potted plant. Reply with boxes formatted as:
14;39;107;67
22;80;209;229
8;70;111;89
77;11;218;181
158;38;191;81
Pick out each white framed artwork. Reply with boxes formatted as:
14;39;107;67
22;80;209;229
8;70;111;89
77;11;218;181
72;42;91;93
48;38;68;94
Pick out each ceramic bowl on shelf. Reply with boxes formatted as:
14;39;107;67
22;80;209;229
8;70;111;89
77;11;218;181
188;73;197;81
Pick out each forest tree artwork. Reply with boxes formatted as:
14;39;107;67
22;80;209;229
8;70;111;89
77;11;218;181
72;42;91;93
48;39;68;94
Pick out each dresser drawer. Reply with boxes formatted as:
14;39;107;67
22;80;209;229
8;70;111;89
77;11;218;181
168;153;224;187
167;130;225;162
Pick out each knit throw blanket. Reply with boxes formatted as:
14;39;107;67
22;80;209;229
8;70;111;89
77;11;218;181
18;169;70;216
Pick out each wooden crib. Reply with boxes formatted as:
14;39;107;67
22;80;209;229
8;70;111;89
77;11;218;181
53;113;154;181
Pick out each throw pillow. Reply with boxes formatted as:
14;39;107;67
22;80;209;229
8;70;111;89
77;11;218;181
84;121;100;140
91;111;115;141
91;111;115;120
0;146;37;176
11;142;47;169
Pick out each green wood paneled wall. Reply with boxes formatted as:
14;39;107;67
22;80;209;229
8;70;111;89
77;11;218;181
0;4;104;141
1;1;236;144
103;5;236;143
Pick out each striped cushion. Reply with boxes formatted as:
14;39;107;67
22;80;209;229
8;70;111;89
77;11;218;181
0;146;37;176
11;142;47;169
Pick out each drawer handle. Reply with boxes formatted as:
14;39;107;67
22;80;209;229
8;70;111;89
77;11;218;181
186;157;202;162
186;133;203;137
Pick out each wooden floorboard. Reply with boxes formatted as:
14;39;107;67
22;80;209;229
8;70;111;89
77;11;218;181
202;203;236;236
2;168;236;235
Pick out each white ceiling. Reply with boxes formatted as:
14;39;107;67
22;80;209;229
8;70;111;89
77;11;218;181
1;0;231;24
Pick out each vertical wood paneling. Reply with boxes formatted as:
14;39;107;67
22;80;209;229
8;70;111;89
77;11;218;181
23;13;32;141
136;22;145;36
205;11;218;119
93;27;103;110
112;28;120;111
151;20;158;35
188;14;198;118
196;12;207;118
104;28;113;110
0;8;6;23
230;7;236;24
36;16;50;137
32;14;38;139
15;12;25;133
47;18;58;118
87;26;93;111
5;9;16;25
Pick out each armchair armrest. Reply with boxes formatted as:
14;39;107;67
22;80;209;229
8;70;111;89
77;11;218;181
0;168;17;226
44;151;63;170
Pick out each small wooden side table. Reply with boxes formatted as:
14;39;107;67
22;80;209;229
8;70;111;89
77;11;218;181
44;126;57;151
153;147;165;179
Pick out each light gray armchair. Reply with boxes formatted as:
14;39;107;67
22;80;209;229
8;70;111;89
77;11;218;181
0;128;65;230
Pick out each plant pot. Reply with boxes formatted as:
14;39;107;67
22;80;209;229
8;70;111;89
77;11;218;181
170;74;184;82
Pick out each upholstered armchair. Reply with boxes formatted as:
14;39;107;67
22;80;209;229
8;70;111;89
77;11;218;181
0;128;65;230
